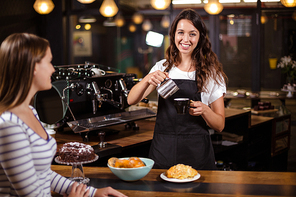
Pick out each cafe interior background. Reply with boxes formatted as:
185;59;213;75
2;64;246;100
0;0;295;171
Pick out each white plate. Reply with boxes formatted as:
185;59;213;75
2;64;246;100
160;172;201;183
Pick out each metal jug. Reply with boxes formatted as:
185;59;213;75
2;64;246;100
156;78;179;99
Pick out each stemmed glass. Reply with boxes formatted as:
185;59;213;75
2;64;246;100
55;155;98;184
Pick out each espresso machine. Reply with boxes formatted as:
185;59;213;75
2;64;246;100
34;62;156;146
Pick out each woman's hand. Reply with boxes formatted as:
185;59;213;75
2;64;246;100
189;97;225;132
64;182;89;197
189;100;208;116
94;186;128;197
127;70;168;105
146;70;168;87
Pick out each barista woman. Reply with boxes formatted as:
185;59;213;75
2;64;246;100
127;9;227;170
0;33;127;197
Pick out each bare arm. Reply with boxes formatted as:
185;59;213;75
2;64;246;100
127;70;168;105
189;96;225;132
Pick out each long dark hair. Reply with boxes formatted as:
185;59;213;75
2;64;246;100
0;33;49;114
164;8;227;92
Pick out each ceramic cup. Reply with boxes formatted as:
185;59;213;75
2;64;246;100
92;68;106;77
174;98;190;114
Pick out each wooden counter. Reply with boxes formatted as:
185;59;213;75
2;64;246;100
51;165;296;197
55;119;155;148
54;108;286;170
54;108;250;148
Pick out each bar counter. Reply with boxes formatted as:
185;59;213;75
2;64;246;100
54;108;250;149
51;165;296;197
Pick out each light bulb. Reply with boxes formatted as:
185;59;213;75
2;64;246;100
129;24;136;32
142;19;153;31
115;14;125;27
280;0;296;7
150;0;171;10
77;0;95;3
33;0;55;15
99;0;119;18
161;15;170;28
132;13;144;24
84;24;91;30
204;0;223;15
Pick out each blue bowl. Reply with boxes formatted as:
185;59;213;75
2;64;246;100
107;157;154;181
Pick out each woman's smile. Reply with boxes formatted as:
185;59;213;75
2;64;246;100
180;43;191;50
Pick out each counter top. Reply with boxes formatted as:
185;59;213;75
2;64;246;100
55;108;250;148
51;165;296;197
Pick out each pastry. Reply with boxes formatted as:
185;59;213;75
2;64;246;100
166;164;198;179
108;157;145;168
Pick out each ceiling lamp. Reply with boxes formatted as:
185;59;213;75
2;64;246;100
132;13;144;24
84;24;92;30
33;0;55;15
99;0;118;17
142;19;153;31
150;0;171;10
79;16;97;23
204;0;223;15
103;18;116;26
77;0;95;3
261;13;268;24
161;15;170;28
280;0;296;7
129;24;137;32
115;14;125;27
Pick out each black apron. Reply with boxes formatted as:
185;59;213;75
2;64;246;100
149;79;217;170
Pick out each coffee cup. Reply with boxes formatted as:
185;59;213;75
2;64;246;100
174;98;190;114
92;68;106;77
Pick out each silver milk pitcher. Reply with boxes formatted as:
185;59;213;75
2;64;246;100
156;78;179;99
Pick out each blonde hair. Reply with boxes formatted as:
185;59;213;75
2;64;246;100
0;33;49;114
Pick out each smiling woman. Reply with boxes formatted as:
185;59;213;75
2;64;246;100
127;8;228;170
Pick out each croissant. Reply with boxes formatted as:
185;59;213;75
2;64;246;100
166;164;198;179
108;157;145;168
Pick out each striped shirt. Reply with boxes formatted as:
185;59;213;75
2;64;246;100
0;106;97;197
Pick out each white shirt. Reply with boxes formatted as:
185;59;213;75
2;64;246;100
149;59;226;105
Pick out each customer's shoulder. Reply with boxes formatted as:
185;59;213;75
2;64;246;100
0;111;23;128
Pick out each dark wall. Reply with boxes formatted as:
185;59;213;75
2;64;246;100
0;0;64;65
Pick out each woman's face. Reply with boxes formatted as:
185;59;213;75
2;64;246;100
32;47;55;91
174;19;200;56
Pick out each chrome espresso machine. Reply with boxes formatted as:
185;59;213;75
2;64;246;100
34;62;156;145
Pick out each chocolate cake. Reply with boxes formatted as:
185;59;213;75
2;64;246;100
58;142;96;162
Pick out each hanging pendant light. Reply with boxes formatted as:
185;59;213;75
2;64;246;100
280;0;296;7
161;15;170;28
142;19;153;31
204;0;223;15
129;23;137;32
150;0;171;10
115;14;125;27
84;24;92;30
132;13;144;24
99;0;118;18
77;0;95;3
33;0;55;15
261;13;268;24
